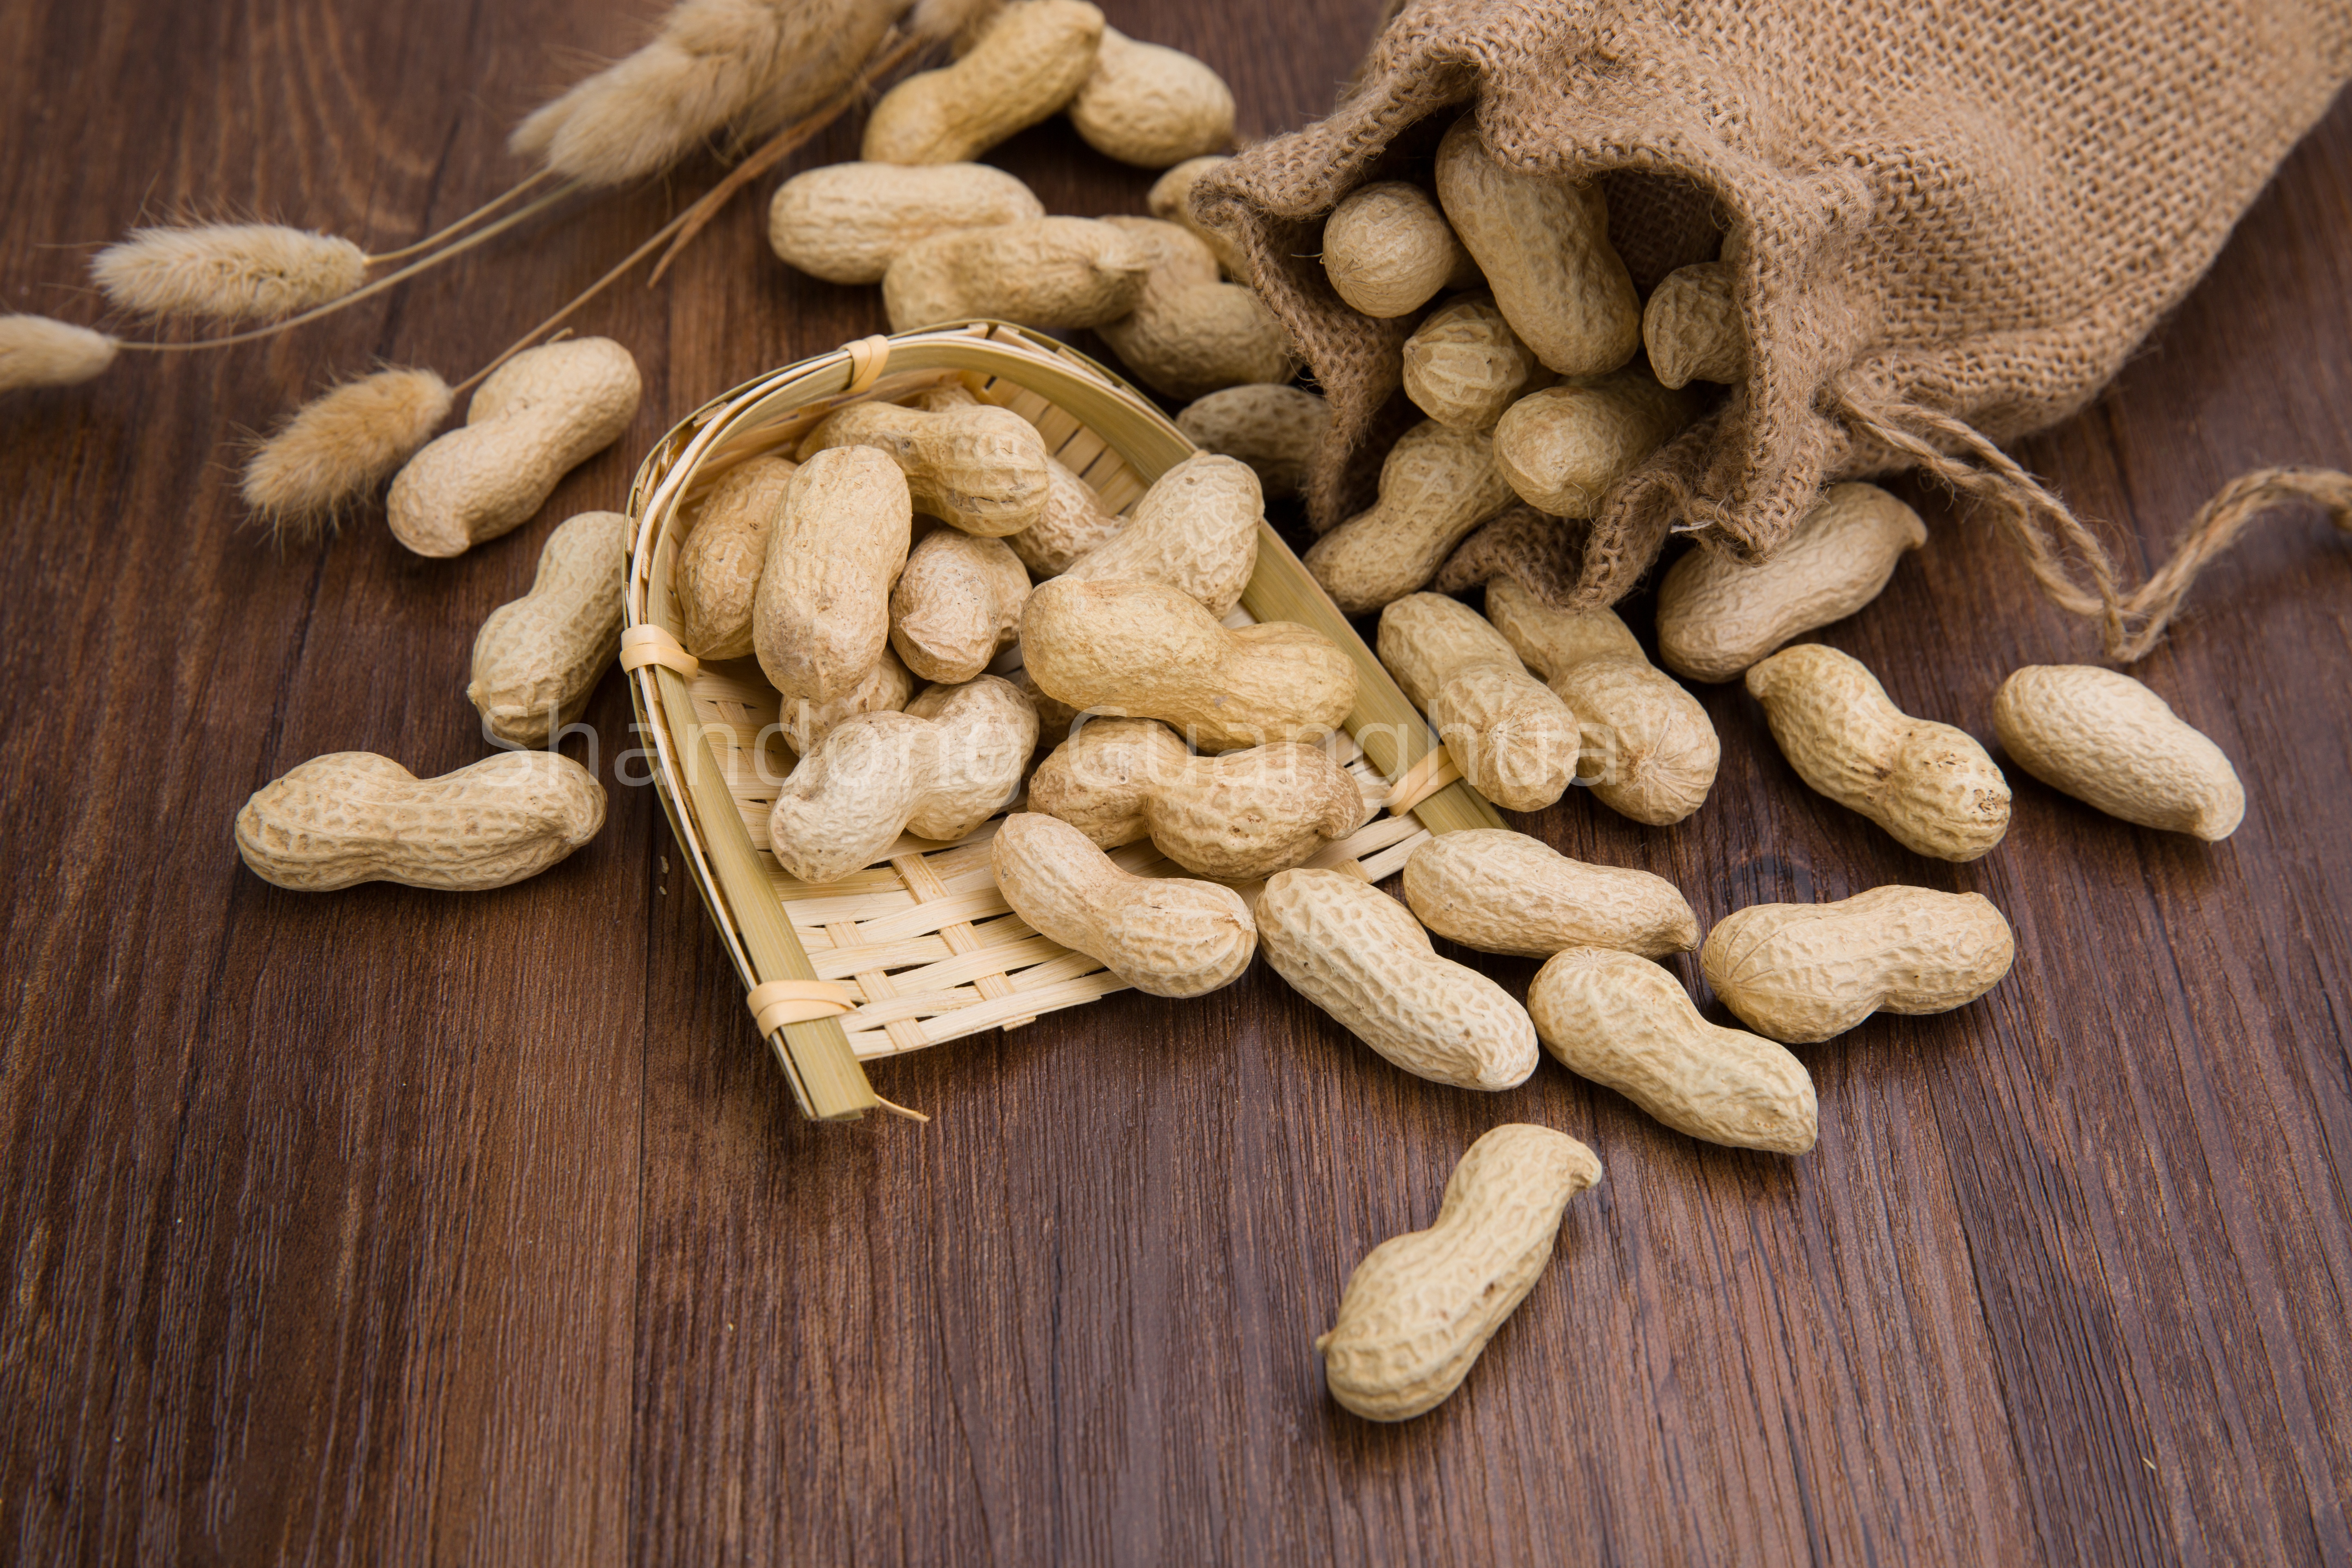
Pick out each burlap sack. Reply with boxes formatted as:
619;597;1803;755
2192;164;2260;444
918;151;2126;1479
1196;0;2352;657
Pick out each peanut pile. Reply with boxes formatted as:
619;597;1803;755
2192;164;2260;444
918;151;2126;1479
225;0;2258;1428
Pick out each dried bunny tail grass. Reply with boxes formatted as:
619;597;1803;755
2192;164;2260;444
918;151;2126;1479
0;315;120;391
513;0;901;187
241;367;453;539
92;223;369;323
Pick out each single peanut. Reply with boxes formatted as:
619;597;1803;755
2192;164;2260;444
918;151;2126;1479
467;510;628;747
388;337;641;558
1746;643;2011;861
782;649;915;757
1491;368;1695;519
1486;577;1719;824
862;0;1104;164
1026;717;1369;879
1174;385;1330;497
1526;947;1818;1154
1702;886;2016;1043
1095;216;1296;399
1009;454;1127;577
1147;155;1249;281
753;445;913;706
1321;181;1478;319
1258;868;1539;1090
1991;665;2246;840
1304;421;1518;614
766;675;1037;884
1020;578;1357;752
1402;293;1544;431
1402;829;1698;959
1657;482;1927;682
675;455;793;661
1644;261;1743;389
882;217;1150;333
235;750;605;892
766;162;1044;284
1376;593;1577;811
1057;451;1262;615
991;811;1256;996
889;530;1031;684
1432;117;1638;376
1318;1124;1600;1422
1067;27;1234;168
797;397;1051;538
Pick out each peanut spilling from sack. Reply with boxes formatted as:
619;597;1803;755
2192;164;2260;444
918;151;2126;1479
1526;947;1819;1155
991;811;1257;997
766;676;1037;884
1020;577;1357;753
1318;1124;1600;1422
1492;368;1695;519
1702;886;2016;1043
1402;830;1698;960
1320;180;1477;319
467;510;628;747
1094;216;1296;400
1402;293;1545;431
1643;260;1744;389
1305;420;1517;614
1025;717;1369;880
1257;868;1539;1091
1991;665;2245;840
1376;592;1577;811
1746;643;2012;862
388;337;640;558
236;750;605;892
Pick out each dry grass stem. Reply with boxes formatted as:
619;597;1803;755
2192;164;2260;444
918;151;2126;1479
0;316;119;391
241;368;454;539
93;223;369;323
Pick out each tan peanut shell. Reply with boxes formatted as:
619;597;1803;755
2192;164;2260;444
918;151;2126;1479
1013;666;1085;751
1991;665;2245;839
1432;117;1638;376
675;455;793;660
862;0;1104;164
1304;421;1518;614
1644;261;1744;389
388;337;641;558
1486;577;1719;825
235;750;605;892
1491;369;1695;519
766;162;1045;284
798;398;1051;538
882;217;1149;333
1057;451;1262;615
1007;454;1126;577
1026;717;1368;879
992;811;1256;996
1526;947;1818;1154
1377;593;1575;811
782;649;915;757
1094;216;1296;400
1147;155;1248;280
767;675;1037;884
1020;578;1357;753
1258;868;1539;1091
467;510;628;747
889;530;1031;683
1702;886;2016;1043
1318;1124;1599;1422
753;446;913;706
1321;181;1477;319
1403;829;1698;959
1746;644;2011;861
1174;385;1330;497
1402;293;1544;430
1657;482;1928;682
1067;27;1234;167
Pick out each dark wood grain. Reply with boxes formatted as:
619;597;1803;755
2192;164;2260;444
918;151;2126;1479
1;2;2347;1562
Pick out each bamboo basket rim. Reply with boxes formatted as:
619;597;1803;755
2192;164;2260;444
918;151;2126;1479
623;321;1502;1122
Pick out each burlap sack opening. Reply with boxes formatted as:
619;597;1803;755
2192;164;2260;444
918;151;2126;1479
1196;0;2352;659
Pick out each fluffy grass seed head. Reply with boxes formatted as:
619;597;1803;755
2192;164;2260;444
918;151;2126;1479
0;315;120;392
92;223;369;324
241;367;454;540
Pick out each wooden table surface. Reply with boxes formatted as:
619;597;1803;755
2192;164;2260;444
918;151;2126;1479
4;1;2350;1562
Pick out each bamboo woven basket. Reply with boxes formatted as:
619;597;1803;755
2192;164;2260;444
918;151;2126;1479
622;322;1503;1122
